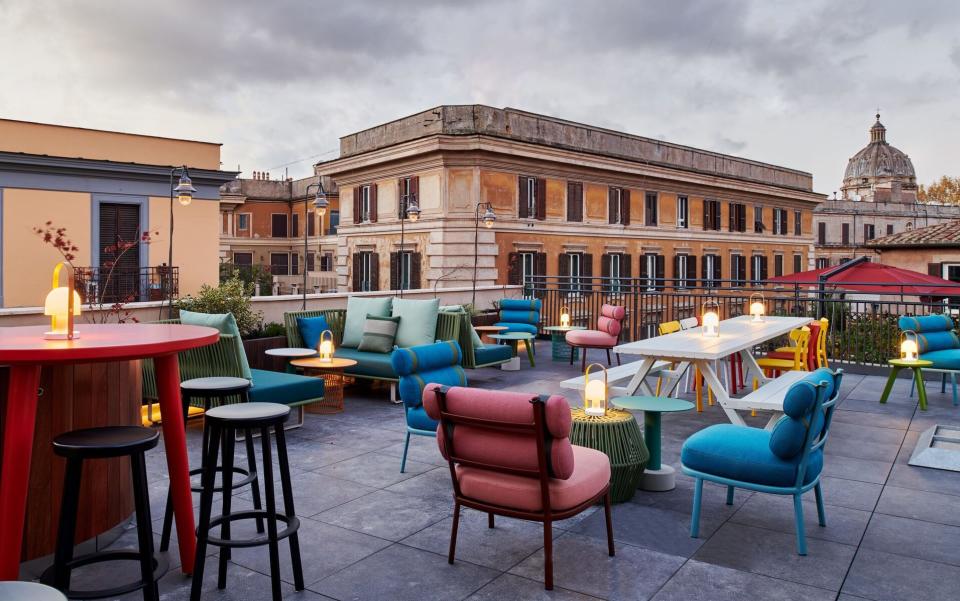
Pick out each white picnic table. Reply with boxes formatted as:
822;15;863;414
614;315;812;426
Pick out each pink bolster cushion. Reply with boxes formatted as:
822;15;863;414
600;304;625;320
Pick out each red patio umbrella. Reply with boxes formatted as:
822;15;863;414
768;258;960;296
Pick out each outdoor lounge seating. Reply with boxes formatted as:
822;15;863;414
681;367;842;555
423;384;614;590
899;314;960;406
444;307;513;369
391;341;467;472
494;298;542;337
284;299;461;400
565;304;626;370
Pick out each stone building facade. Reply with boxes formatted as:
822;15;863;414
867;219;960;283
317;105;823;305
814;115;960;268
218;174;340;293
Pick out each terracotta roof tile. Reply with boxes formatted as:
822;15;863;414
867;219;960;248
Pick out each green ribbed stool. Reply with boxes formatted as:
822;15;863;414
569;408;649;503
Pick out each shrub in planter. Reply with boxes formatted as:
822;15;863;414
175;271;263;337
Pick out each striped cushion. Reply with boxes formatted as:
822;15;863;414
357;314;401;354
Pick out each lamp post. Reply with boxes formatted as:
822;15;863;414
397;192;421;298
165;166;195;317
303;180;329;310
472;202;497;308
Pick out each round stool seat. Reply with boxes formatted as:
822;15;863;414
52;426;159;459
206;402;290;426
0;582;67;601
181;376;251;394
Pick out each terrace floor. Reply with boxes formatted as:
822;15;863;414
38;343;960;600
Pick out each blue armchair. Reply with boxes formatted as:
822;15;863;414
391;341;467;472
494;298;542;336
681;367;842;555
899;314;960;406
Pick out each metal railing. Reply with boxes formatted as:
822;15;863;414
75;266;178;304
524;275;960;369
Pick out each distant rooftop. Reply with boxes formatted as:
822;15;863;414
868;218;960;248
334;105;815;192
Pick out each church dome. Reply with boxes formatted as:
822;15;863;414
843;114;916;186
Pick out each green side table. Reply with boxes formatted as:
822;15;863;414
570;408;649;503
543;326;585;362
880;358;933;411
489;332;536;368
612;396;694;491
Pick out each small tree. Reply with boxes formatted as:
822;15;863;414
175;270;263;337
918;175;960;204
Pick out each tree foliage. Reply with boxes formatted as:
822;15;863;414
175;271;263;336
918;175;960;204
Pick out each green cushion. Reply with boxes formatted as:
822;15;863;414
358;314;400;354
334;347;398;380
249;368;325;406
392;298;440;348
179;310;252;380
343;297;392;348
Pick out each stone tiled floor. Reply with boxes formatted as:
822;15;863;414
34;344;960;600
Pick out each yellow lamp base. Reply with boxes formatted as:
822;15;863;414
43;331;80;340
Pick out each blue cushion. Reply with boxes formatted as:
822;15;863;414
918;331;960;353
920;349;960;370
405;406;438;432
500;298;542;312
334;347;398;379
297;315;330;349
398;365;467;410
474;344;513;365
249;368;324;406
499;310;541;326
682;424;823;488
494;321;539;335
769;368;835;460
899;314;953;334
391;341;463;376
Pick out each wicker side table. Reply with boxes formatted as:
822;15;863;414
289;357;358;414
569;408;649;503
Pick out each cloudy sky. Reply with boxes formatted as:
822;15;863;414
1;0;958;193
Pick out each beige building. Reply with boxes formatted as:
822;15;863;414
814;114;960;268
867;219;960;283
0;119;236;308
318;105;823;301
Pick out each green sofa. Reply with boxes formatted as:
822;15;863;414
284;307;461;401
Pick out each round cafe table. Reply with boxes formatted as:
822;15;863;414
289;357;358;413
612;396;694;491
0;324;218;580
266;347;316;373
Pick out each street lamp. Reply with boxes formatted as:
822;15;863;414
165;165;195;317
397;192;420;298
472;202;497;307
303;180;327;309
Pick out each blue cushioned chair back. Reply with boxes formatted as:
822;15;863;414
794;369;841;488
898;314;953;334
391;341;467;416
918;331;960;353
498;298;542;329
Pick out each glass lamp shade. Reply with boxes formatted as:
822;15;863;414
702;300;720;337
900;330;919;362
749;292;765;323
406;203;421;222
314;193;329;217
583;363;608;416
481;206;496;228
44;262;81;340
318;329;335;362
174;172;196;207
559;306;570;328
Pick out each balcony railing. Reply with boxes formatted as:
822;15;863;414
524;275;960;370
75;266;178;305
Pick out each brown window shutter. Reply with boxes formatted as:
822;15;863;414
601;254;611;291
535;252;546;278
608;188;616;224
507;252;520;285
701;255;707;282
716;255;723;286
411;176;419;205
761;256;769;282
559;254;570;295
687;255;697;285
411;252;422;289
389;251;399;290
397;179;405;219
369;252;380;291
353;190;361;224
369;184;378;223
672;255;680;287
728;203;735;231
567;182;582;222
655;255;665;290
535;178;546;220
582;253;593;293
929;263;942;277
518;177;529;218
622;253;632;279
623;189;631;225
352;253;361;291
703;201;709;230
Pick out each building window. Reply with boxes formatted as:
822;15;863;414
291;252;300;276
677;195;689;228
675;254;690;289
703;254;721;288
906;222;913;230
818;222;826;245
774;254;784;278
399;176;418;219
793;254;802;274
608;187;630;225
519;176;545;220
703;199;722;231
731;254;747;286
751;254;767;285
864;223;875;241
754;206;764;233
816;257;829;269
328;210;340;235
729;202;746;232
354;251;377;291
609;253;622;292
943;264;960;283
644;192;658;226
563;252;584;295
641;253;664;291
400;251;412;290
271;214;288;238
270;252;289;276
391;250;415;290
887;224;894;235
233;252;252;267
794;210;802;235
602;253;630;293
526;177;537;217
306;251;315;272
291;213;300;238
237;213;250;231
567;181;583;222
320;252;334;271
842;223;850;245
773;208;788;235
358;185;373;222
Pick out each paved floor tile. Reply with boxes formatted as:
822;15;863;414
876;484;960;527
842;547;960;601
861;513;960;567
313;450;433;488
821;454;892;484
650;559;836;601
314;489;451;541
466;573;600;600
729;492;871;545
817;476;883;512
572;502;718;558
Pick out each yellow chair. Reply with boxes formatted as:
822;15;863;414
757;327;810;376
141;403;205;427
816;317;829;368
655;321;683;396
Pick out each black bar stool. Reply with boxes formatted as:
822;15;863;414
43;426;165;601
159;376;264;553
191;402;303;601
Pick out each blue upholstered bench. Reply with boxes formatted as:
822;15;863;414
899;314;960;406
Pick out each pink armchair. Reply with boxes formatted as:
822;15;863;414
565;304;626;370
424;384;614;590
